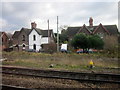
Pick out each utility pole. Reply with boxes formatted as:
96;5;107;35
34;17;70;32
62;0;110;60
57;16;59;52
48;19;50;43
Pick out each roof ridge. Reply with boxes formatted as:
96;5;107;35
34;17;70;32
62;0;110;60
43;29;53;31
77;24;92;34
35;28;43;30
93;23;110;34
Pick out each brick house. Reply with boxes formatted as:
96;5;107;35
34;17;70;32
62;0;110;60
65;17;119;49
12;28;31;51
66;18;118;39
0;32;10;51
12;22;55;51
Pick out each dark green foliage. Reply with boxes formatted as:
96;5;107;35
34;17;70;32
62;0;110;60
88;35;104;49
59;30;68;43
71;33;104;51
59;33;68;43
71;33;88;49
54;30;68;43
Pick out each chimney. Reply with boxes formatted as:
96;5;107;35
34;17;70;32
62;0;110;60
89;17;93;27
31;22;37;29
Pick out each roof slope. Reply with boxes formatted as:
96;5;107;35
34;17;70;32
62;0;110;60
66;27;81;38
41;29;53;37
78;24;92;34
34;28;42;35
66;24;118;38
12;31;20;38
104;25;118;35
21;28;31;35
6;33;13;40
29;28;54;37
13;27;54;39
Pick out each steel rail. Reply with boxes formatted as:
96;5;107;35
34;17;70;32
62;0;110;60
2;66;120;84
1;84;34;90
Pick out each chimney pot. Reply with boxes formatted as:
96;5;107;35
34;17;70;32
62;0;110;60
89;17;93;27
31;22;37;29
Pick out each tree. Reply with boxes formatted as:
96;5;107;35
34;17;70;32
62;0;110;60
88;35;104;49
53;25;70;44
71;33;104;52
71;33;88;52
59;25;69;43
104;35;118;53
59;25;69;31
59;32;68;43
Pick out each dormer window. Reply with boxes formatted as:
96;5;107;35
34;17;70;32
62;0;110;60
33;35;36;41
22;35;25;41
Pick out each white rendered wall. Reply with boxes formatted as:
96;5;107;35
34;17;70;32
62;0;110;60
41;37;49;44
29;29;42;51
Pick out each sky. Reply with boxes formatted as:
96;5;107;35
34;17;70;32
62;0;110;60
0;0;119;34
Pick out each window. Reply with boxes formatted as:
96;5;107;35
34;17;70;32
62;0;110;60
2;38;3;42
33;35;36;41
2;38;3;45
15;44;19;50
15;44;18;47
22;44;25;50
23;44;25;47
33;44;36;50
22;35;25;41
97;33;104;39
89;27;94;31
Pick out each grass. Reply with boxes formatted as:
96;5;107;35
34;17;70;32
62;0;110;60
2;51;119;73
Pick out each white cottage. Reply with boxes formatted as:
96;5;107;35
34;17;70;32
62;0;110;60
29;22;55;51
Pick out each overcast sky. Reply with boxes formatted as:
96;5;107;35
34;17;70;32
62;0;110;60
0;0;119;33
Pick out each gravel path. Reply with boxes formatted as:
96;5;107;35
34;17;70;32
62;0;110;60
2;74;119;89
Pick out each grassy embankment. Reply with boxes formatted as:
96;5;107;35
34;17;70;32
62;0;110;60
2;51;119;72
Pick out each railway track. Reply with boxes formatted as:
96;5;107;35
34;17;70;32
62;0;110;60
1;84;33;90
2;66;120;84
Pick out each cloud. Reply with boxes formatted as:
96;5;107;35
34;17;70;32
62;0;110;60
0;18;7;30
1;0;119;2
0;18;16;32
1;2;119;33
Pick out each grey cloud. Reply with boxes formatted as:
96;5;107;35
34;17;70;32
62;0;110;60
1;2;118;33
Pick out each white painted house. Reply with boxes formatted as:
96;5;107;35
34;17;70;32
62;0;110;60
12;22;55;52
29;22;55;51
29;29;42;51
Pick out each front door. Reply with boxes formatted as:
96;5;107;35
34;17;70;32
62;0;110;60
33;44;36;50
